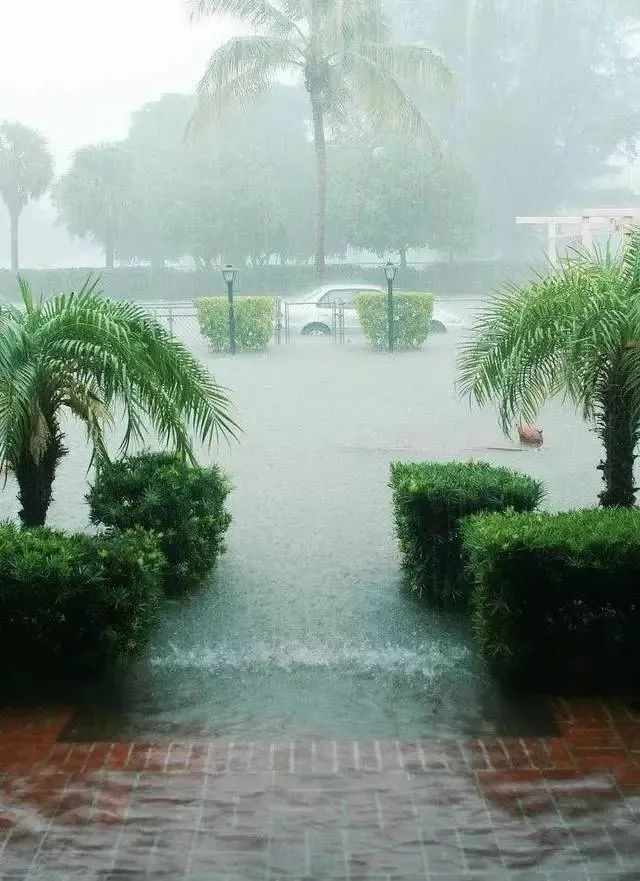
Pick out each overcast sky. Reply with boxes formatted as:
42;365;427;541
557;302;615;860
0;0;239;167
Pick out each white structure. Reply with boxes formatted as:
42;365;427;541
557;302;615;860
516;209;640;265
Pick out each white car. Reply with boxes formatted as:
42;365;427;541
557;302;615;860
285;284;464;337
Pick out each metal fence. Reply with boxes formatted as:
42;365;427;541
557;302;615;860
146;298;347;349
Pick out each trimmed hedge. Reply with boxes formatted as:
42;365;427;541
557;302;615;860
390;461;543;602
195;296;275;352
0;523;164;671
88;452;232;594
355;292;434;350
463;508;640;690
0;262;534;302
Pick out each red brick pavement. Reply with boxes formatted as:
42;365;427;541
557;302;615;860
0;699;639;880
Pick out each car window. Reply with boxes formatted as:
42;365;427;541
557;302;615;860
319;289;360;307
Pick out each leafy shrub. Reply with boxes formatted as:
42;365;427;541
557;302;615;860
463;508;640;690
390;461;543;602
88;452;232;594
0;523;164;671
355;292;434;350
195;296;275;352
0;263;533;302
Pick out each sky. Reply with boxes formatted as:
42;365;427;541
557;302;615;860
0;0;239;167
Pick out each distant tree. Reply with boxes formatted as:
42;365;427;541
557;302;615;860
330;139;477;263
388;0;640;255
0;122;53;271
54;143;132;269
191;0;451;277
119;94;194;268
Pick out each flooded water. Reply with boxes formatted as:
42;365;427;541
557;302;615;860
1;302;602;741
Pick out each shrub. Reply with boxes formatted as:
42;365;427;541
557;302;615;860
88;452;232;594
0;523;164;671
390;461;543;602
355;292;434;350
463;508;640;690
195;296;275;352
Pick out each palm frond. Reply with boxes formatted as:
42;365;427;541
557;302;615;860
355;43;452;95
189;0;298;35
342;50;439;148
191;35;302;134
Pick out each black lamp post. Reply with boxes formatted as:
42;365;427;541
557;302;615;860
222;264;238;354
384;261;398;353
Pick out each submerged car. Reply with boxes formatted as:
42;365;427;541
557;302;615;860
285;284;464;337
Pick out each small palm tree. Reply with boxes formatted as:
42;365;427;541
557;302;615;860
458;236;640;508
0;122;54;271
1;279;236;527
190;0;451;276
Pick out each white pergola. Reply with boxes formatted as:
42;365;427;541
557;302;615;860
516;208;640;265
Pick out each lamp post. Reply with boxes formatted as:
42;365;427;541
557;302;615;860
222;264;238;354
383;261;397;353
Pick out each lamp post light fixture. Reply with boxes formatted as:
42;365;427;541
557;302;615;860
222;264;238;354
383;261;398;353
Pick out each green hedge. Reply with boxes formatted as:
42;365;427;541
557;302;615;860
355;292;434;350
0;523;164;671
195;296;275;352
390;461;543;603
463;508;640;690
0;263;534;302
88;452;232;594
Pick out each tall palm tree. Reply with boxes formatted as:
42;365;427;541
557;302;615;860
0;123;53;271
190;0;451;276
0;279;236;527
458;236;640;508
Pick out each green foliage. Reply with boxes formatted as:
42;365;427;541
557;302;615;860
0;522;164;671
54;142;133;268
463;507;640;690
0;279;235;528
389;0;640;254
195;296;275;352
458;237;640;507
88;452;232;594
0;121;54;270
329;140;477;260
192;0;452;271
355;292;434;350
390;460;543;602
0;262;533;302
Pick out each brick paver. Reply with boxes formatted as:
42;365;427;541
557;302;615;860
0;699;639;879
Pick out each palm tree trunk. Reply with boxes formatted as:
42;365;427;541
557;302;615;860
10;209;20;272
309;89;327;280
15;428;66;527
598;384;638;508
399;247;408;268
105;225;115;270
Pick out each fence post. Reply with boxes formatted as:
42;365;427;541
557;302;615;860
275;297;282;346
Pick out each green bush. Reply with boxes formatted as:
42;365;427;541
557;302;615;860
88;452;232;594
0;523;163;671
0;263;534;302
390;461;543;602
355;292;434;350
195;296;275;352
463;508;640;690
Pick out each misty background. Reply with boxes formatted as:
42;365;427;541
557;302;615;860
1;0;639;273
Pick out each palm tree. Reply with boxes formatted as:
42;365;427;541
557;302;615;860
0;278;236;527
190;0;451;276
458;236;640;508
0;122;54;271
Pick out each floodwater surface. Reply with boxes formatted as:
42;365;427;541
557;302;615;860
0;303;603;741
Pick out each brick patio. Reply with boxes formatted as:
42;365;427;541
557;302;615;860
0;699;639;880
